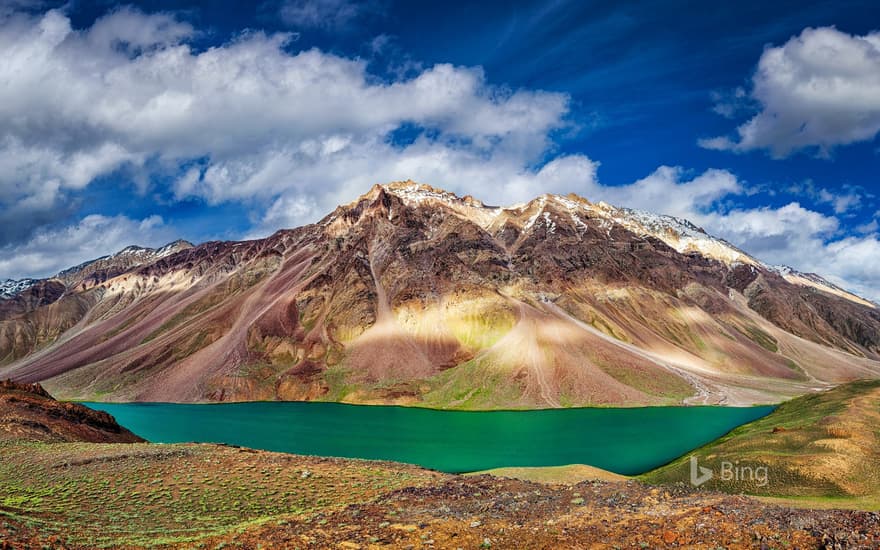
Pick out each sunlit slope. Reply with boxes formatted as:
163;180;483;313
641;380;880;508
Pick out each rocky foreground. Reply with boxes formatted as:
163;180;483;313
2;452;879;549
191;476;880;550
0;381;879;549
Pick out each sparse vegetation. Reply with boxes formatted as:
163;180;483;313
0;440;439;547
641;380;880;508
734;324;780;353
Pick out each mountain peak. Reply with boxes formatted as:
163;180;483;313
379;180;486;207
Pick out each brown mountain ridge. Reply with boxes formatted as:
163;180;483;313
1;181;878;408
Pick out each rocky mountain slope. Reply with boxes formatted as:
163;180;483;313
0;379;143;443
0;278;38;299
1;182;878;407
0;240;192;365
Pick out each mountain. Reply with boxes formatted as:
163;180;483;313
1;239;194;299
54;239;194;290
768;265;876;308
0;239;193;365
0;182;878;407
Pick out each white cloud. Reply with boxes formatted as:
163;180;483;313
87;6;194;53
0;214;176;279
0;8;568;244
702;26;880;157
585;166;741;219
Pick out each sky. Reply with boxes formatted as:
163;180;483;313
0;0;879;301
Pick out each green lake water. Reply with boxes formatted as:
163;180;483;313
83;401;773;475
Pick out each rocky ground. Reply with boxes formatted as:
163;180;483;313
196;476;880;549
2;469;879;549
0;380;142;443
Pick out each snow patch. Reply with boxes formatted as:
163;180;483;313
593;204;760;267
0;279;37;299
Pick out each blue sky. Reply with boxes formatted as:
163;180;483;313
0;0;879;300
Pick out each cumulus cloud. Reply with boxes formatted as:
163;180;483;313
0;8;568;244
0;214;177;279
87;5;195;53
701;26;880;157
586;166;742;219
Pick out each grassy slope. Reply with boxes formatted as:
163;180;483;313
640;380;880;509
0;440;443;548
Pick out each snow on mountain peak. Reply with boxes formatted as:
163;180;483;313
769;265;876;308
590;202;760;267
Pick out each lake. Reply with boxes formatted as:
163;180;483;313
84;401;773;475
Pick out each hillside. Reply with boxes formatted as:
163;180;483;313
641;380;880;509
0;379;142;443
1;182;879;408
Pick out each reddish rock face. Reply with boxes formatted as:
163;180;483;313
0;379;144;443
0;182;878;407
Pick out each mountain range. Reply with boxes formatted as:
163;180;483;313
1;181;878;408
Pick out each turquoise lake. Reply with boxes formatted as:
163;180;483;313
84;402;774;475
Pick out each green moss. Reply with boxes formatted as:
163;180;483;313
594;359;695;402
420;357;526;410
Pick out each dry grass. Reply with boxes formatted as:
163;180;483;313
468;464;629;484
641;380;880;509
